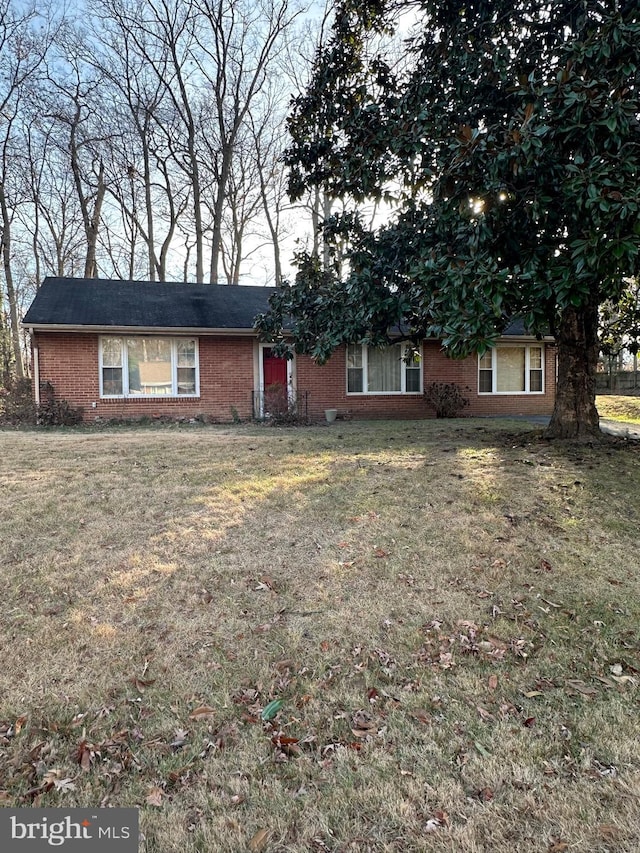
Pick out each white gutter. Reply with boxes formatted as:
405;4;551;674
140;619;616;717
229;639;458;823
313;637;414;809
31;329;40;406
19;323;269;336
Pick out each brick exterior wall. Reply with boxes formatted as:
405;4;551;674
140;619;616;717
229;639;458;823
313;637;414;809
32;332;556;423
297;341;556;420
33;332;257;422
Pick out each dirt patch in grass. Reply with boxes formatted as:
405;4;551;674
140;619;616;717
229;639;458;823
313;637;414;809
1;420;639;852
597;394;640;424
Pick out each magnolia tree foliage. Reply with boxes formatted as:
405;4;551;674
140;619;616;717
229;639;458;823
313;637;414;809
256;0;640;438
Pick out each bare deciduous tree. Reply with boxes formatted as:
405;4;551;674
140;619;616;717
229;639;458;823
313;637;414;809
0;0;60;377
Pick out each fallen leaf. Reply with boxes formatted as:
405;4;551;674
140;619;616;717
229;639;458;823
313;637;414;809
271;734;300;747
477;786;494;802
170;729;189;748
75;739;96;772
167;766;190;784
146;786;164;807
594;676;615;688
80;749;91;772
611;674;635;685
374;548;390;558
424;810;449;833
523;690;544;698
539;559;553;572
523;717;536;728
488;674;498;691
476;705;495;722
132;677;155;692
13;715;27;735
43;770;76;793
52;778;76;793
548;840;569;852
351;709;377;737
410;709;431;725
249;828;270;852
261;699;284;722
565;679;598;697
271;734;301;756
189;706;216;721
484;634;508;650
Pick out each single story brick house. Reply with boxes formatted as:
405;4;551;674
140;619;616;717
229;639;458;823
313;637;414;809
22;277;556;422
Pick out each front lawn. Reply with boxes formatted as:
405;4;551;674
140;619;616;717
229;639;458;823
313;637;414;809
597;394;640;424
1;421;639;852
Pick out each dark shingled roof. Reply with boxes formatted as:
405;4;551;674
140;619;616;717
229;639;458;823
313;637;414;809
23;276;546;340
22;277;276;330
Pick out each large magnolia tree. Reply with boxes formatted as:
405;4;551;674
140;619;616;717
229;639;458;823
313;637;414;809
257;0;640;439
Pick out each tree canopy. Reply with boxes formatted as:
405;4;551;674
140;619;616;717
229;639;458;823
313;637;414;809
256;0;640;438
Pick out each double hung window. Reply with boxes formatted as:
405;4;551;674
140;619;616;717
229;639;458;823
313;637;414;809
347;343;422;394
478;345;544;394
100;337;199;397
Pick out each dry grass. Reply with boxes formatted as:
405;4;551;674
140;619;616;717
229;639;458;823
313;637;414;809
1;419;639;852
597;394;640;424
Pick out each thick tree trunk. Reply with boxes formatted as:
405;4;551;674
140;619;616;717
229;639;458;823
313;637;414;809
83;161;106;279
142;134;155;281
210;144;233;285
546;300;601;440
0;182;24;378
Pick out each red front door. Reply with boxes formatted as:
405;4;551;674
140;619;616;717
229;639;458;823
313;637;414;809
263;348;287;387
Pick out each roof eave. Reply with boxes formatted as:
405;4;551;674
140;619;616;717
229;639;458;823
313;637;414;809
23;323;265;336
499;334;555;343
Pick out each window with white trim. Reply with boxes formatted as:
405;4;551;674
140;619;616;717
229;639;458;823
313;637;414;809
347;343;422;394
99;336;199;397
478;345;544;394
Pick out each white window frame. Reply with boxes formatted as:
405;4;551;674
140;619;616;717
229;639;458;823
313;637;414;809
478;344;545;395
99;336;200;399
346;343;422;395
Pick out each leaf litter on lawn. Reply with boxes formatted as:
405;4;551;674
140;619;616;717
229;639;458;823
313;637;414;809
0;422;639;851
